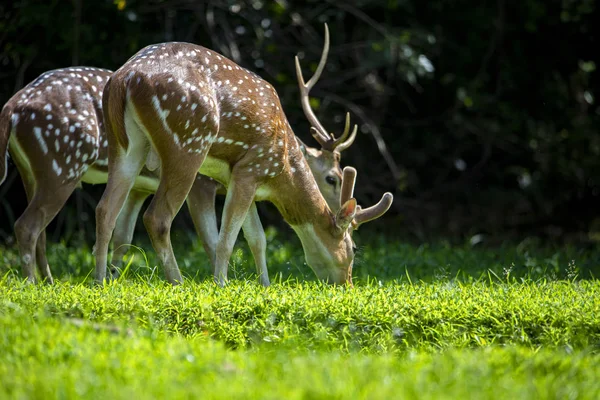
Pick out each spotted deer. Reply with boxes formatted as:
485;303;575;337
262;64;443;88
0;67;112;284
95;24;393;286
0;59;355;284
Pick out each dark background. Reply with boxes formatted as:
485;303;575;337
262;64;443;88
1;0;599;245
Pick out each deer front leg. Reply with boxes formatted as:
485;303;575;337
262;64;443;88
242;203;270;286
110;189;149;278
186;175;219;269
214;172;257;287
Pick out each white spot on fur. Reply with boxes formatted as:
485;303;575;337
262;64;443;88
52;159;62;176
33;127;48;154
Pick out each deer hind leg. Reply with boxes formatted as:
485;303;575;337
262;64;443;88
186;175;219;269
143;158;204;285
12;159;38;283
110;189;149;278
14;180;77;284
214;169;257;286
18;171;52;282
35;230;52;283
242;203;270;286
94;117;148;283
11;145;59;284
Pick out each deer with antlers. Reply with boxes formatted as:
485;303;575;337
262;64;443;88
0;36;355;284
94;24;392;286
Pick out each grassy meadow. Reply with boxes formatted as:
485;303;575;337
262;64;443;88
0;229;599;399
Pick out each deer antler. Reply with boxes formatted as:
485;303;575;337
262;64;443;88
341;166;357;205
331;113;358;152
295;24;358;153
354;193;393;226
340;166;394;228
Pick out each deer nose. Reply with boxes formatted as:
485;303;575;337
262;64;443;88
345;270;354;287
325;268;352;286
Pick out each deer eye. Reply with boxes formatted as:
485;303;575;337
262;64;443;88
326;176;337;186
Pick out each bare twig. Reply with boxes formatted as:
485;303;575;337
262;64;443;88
320;91;402;182
329;1;391;39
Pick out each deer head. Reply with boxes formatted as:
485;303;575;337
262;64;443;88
287;164;393;285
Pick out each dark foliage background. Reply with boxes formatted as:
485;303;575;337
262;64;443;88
1;0;599;244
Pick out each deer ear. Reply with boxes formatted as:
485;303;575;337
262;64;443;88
295;136;308;156
335;198;357;231
299;143;307;156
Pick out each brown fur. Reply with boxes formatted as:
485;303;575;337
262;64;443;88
102;75;129;151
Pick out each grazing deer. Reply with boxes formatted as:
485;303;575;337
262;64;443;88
0;67;112;284
95;24;392;286
0;59;354;284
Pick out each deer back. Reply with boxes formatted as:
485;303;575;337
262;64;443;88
3;67;111;183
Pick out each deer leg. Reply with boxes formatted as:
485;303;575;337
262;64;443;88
95;140;148;283
186;175;219;269
242;203;270;286
35;230;53;283
143;160;202;285
14;182;76;284
214;173;257;286
22;172;58;284
13;153;59;284
15;165;44;282
110;189;149;277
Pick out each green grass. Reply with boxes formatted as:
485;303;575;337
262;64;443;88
1;309;599;399
0;230;600;398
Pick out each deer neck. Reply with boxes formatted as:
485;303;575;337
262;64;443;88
267;139;332;229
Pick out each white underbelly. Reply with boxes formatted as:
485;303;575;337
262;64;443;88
8;131;32;176
80;167;108;185
198;156;272;201
81;166;160;193
254;185;272;201
199;156;231;186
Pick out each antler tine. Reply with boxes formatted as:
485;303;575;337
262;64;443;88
332;113;358;152
295;23;331;147
340;166;357;205
354;193;394;226
302;23;330;91
310;126;332;150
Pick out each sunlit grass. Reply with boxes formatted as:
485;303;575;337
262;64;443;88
0;231;599;398
1;308;599;399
